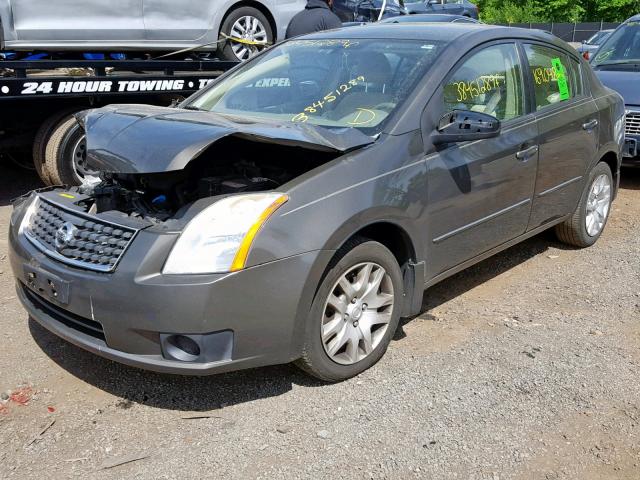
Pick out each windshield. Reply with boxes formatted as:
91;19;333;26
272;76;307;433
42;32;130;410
586;30;610;45
186;38;444;133
592;22;640;67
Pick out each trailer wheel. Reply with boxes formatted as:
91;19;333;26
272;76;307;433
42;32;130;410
33;109;84;185
44;116;94;186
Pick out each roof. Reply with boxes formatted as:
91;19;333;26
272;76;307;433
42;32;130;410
300;23;561;45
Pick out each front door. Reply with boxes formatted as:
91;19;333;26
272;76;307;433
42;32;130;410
522;43;600;229
11;0;144;41
424;42;539;277
443;0;465;15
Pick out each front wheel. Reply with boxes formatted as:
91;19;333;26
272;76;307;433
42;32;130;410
555;162;613;247
218;7;273;62
296;237;403;382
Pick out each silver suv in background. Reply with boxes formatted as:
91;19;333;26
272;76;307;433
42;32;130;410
0;0;306;61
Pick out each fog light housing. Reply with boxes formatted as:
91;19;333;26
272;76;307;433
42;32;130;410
160;331;233;363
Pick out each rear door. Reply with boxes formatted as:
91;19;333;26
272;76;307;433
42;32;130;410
11;0;144;41
523;43;599;229
424;42;539;276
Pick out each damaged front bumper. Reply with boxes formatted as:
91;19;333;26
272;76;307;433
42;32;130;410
9;195;328;375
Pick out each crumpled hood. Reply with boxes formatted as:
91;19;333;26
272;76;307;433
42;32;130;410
77;104;375;174
595;69;640;107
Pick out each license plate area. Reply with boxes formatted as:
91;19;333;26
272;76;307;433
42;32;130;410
624;138;637;157
23;264;70;305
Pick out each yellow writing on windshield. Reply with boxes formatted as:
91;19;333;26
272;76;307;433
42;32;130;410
347;108;377;126
451;75;503;102
291;76;366;122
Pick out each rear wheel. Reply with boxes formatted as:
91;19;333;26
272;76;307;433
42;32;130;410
555;162;613;247
296;237;403;382
44;116;95;186
218;7;273;62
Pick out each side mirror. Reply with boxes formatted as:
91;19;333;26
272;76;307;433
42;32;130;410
431;110;501;145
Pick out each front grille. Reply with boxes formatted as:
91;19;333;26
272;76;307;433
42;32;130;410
22;283;106;341
625;112;640;135
24;197;136;273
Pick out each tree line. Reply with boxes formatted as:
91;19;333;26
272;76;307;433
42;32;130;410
476;0;640;23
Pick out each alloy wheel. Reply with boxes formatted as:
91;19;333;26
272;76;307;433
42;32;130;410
585;173;611;237
321;262;395;365
229;16;268;61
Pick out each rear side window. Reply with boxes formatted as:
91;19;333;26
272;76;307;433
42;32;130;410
443;43;525;122
524;44;580;110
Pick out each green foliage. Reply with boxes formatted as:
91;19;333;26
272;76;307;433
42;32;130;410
476;0;640;23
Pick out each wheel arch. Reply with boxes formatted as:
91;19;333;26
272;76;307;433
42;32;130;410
219;1;278;39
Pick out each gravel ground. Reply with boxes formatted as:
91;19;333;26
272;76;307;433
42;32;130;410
0;163;639;480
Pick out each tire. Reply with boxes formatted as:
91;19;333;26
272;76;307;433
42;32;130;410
218;7;273;62
32;109;82;185
555;162;613;248
295;237;403;382
43;116;91;186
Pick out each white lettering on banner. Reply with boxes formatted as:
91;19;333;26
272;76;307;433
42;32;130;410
14;77;216;96
118;79;185;92
56;81;112;93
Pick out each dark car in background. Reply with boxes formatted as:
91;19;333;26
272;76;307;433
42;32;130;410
333;0;407;22
9;24;623;381
380;13;479;23
577;29;613;60
592;15;640;166
405;0;478;18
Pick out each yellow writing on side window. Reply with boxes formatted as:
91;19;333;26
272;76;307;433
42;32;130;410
533;67;558;85
450;75;502;103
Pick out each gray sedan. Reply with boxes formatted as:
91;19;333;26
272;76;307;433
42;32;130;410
9;24;624;381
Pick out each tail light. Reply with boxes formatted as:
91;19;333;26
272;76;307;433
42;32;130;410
583;51;590;60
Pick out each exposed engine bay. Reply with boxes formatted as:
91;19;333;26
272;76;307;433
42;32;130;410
79;137;339;222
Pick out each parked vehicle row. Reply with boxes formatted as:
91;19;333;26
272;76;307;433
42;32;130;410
591;14;640;167
8;23;624;381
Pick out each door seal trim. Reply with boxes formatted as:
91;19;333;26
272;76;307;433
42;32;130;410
432;198;531;244
537;175;582;198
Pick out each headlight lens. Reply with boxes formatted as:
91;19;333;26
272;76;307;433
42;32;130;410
16;195;39;231
162;193;288;274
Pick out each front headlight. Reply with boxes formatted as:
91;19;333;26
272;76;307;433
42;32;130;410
15;195;39;231
162;193;288;275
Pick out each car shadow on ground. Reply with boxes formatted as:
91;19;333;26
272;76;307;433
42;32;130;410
19;164;640;412
0;158;43;207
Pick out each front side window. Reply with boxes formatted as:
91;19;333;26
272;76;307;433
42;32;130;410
443;43;524;122
187;38;444;133
524;44;578;111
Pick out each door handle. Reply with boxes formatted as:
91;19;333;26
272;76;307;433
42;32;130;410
516;145;539;161
582;119;598;131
